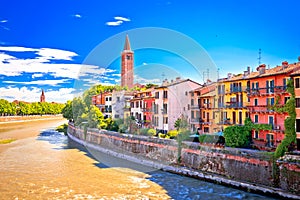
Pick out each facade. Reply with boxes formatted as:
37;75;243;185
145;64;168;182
40;89;45;102
121;34;134;89
129;88;154;127
198;83;218;133
190;82;219;133
152;78;201;133
286;62;300;150
247;62;300;149
216;68;250;130
111;90;133;120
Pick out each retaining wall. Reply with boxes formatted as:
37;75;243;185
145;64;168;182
68;123;300;197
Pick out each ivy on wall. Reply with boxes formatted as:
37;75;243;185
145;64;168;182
274;79;296;159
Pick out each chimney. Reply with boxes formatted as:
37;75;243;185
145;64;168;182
227;73;232;79
256;64;266;75
175;77;181;82
298;56;300;62
243;66;251;77
282;61;289;69
247;66;250;73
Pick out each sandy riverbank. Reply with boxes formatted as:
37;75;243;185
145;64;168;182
0;118;67;153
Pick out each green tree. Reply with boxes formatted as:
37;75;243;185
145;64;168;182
87;105;105;129
62;100;73;120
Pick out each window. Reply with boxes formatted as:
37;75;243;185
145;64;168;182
296;119;300;132
163;104;167;114
115;114;119;118
155;92;159;99
191;99;194;106
254;115;258;123
254;130;259;139
136;102;139;108
185;91;188;96
163;117;168;124
203;111;205;118
295;78;300;88
117;97;120;102
296;98;300;108
285;97;290;104
191;111;195;119
254;99;258;106
163;91;168;99
204;127;209;133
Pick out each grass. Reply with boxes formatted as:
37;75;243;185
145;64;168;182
0;138;16;144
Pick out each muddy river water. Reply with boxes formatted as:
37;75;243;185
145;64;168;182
0;119;277;199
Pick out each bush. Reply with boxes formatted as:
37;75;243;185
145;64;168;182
139;128;150;136
199;134;219;144
147;128;156;136
167;129;178;138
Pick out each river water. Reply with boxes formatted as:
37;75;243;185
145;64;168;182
0;120;277;199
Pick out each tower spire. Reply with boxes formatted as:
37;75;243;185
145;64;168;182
123;34;131;51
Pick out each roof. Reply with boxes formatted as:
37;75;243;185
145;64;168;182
219;61;300;82
123;34;131;51
155;78;201;89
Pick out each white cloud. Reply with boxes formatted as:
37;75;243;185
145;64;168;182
0;20;8;23
143;62;147;65
32;73;44;78
3;79;70;86
0;86;75;103
0;46;110;80
73;14;82;18
106;21;123;26
114;16;130;22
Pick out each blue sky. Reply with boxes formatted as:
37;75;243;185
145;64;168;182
0;0;299;103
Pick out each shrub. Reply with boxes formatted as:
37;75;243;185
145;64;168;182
167;129;178;138
147;128;156;136
139;128;150;136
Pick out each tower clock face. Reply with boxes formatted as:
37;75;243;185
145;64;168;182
126;55;131;60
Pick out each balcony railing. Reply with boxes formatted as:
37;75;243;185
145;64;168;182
247;86;287;96
226;102;244;108
190;105;200;109
248;105;285;113
226;86;247;94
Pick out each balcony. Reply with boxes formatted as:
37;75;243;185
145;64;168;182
226;86;247;94
226;102;244;109
248;105;285;113
190;105;200;110
218;118;231;125
247;86;288;96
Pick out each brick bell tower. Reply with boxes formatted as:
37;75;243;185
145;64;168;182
121;34;134;89
40;89;45;102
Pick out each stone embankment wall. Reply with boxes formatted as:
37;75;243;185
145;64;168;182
68;123;300;197
0;114;63;123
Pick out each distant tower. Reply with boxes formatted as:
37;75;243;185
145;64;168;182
121;34;134;89
40;89;45;102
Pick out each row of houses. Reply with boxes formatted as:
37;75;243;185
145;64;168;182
92;58;300;150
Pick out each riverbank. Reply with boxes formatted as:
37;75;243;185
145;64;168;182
0;114;64;124
0;118;67;153
67;124;300;200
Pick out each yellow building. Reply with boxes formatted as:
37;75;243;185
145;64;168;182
216;69;250;130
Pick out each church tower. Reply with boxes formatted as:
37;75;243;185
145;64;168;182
40;89;45;102
121;34;134;88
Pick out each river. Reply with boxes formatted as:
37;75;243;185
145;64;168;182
0;119;278;199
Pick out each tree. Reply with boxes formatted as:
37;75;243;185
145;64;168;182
62;100;73;120
87;105;105;129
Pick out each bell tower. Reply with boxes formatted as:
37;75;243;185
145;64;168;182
40;89;45;102
121;34;134;88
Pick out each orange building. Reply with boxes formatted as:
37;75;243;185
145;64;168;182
247;61;300;150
